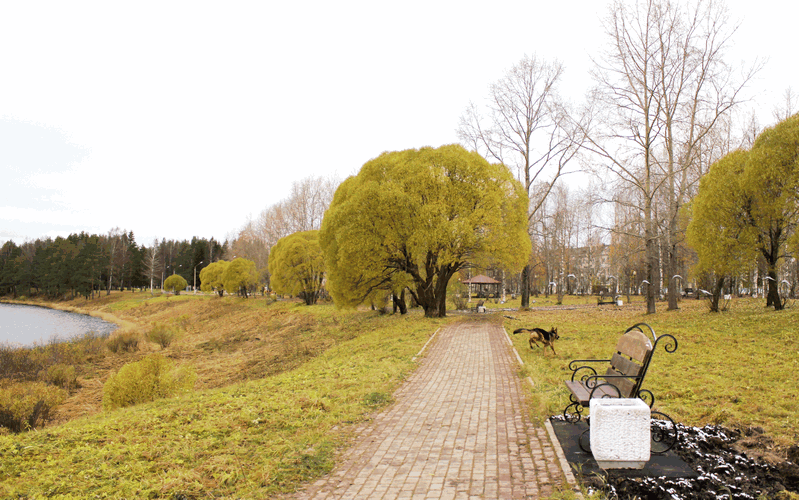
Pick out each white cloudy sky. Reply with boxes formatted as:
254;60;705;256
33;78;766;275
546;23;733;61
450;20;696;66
1;0;796;246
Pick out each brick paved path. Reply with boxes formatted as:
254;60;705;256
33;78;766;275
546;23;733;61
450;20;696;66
294;321;566;499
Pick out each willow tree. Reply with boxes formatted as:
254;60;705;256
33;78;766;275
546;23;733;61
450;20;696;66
320;145;530;318
686;151;755;311
743;114;799;310
268;230;325;305
163;274;188;295
199;260;227;297
686;114;799;311
222;257;258;298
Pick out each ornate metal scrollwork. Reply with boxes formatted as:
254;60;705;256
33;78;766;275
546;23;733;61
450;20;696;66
650;411;678;453
589;382;621;400
571;365;599;384
653;332;678;354
637;389;655;408
563;402;584;423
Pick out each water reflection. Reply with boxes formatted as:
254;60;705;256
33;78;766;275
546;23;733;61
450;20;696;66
0;303;118;347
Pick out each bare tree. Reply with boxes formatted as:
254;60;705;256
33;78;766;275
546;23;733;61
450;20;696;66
773;86;797;123
583;0;756;313
231;175;340;290
104;227;124;295
458;54;584;308
142;239;163;294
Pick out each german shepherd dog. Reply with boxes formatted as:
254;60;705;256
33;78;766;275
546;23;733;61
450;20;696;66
513;326;559;355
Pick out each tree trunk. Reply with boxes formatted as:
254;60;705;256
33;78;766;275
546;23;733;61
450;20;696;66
666;245;679;311
520;264;531;309
708;275;725;312
392;289;408;314
767;270;783;311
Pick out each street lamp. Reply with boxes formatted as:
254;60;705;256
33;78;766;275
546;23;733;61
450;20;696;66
608;275;617;295
194;261;204;294
672;275;683;297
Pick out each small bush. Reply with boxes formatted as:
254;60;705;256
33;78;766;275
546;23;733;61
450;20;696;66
106;331;140;354
448;279;469;310
146;323;178;348
0;381;67;432
102;354;196;410
44;364;78;391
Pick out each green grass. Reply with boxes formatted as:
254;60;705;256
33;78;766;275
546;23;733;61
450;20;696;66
504;297;799;446
2;293;796;498
0;301;444;498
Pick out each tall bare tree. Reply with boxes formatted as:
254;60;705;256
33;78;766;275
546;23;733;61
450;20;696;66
231;175;339;290
142;239;163;294
458;54;584;308
583;0;756;313
773;87;797;123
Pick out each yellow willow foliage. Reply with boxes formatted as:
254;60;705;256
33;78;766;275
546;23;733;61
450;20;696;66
269;230;325;302
686;150;757;278
320;144;530;313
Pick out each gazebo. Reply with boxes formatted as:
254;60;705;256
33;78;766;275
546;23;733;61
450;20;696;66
461;274;501;298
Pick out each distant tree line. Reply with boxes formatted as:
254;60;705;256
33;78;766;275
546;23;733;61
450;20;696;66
0;230;226;299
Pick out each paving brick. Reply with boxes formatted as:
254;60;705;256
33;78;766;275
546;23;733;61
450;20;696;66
292;322;565;499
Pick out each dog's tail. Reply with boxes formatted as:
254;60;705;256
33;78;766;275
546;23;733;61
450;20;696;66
512;328;528;335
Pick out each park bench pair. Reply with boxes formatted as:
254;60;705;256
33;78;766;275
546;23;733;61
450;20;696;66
562;323;679;453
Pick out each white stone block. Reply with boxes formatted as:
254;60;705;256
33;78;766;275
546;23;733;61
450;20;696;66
590;398;651;469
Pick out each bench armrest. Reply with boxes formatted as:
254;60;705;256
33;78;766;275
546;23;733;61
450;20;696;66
568;359;611;372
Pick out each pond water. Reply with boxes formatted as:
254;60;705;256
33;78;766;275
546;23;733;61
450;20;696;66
0;303;118;348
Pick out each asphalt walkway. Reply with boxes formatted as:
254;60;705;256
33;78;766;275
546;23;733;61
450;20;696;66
293;321;569;499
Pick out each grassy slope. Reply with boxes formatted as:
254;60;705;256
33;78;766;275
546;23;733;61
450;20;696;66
2;293;797;498
504;297;799;450
0;293;445;498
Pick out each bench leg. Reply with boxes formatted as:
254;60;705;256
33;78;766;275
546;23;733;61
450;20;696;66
650;411;678;453
563;400;585;423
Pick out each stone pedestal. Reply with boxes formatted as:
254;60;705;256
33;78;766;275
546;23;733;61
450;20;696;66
590;398;650;469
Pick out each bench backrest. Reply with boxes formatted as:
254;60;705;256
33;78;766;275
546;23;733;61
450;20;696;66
603;329;653;398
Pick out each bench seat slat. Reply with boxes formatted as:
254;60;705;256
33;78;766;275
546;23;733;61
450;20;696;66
565;380;632;405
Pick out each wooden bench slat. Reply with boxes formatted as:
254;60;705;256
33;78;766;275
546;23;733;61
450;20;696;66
565;378;635;405
603;367;637;398
616;330;652;363
610;352;644;377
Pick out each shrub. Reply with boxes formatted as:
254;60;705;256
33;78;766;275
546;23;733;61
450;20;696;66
448;279;469;310
106;331;140;354
44;364;78;391
146;323;178;348
164;274;188;295
0;381;67;432
102;354;196;410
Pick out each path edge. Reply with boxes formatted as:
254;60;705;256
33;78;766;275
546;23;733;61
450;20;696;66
502;326;584;499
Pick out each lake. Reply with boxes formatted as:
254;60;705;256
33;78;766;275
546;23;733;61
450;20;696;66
0;303;118;347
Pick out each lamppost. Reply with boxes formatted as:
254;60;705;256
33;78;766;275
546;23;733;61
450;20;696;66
194;261;204;294
672;275;683;298
641;279;650;297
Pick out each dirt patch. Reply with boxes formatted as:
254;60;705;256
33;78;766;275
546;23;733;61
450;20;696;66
585;424;799;499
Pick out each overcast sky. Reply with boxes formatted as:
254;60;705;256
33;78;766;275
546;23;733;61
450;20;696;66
2;0;796;247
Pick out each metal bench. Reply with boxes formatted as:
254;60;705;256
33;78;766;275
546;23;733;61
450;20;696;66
596;292;618;306
563;323;679;452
